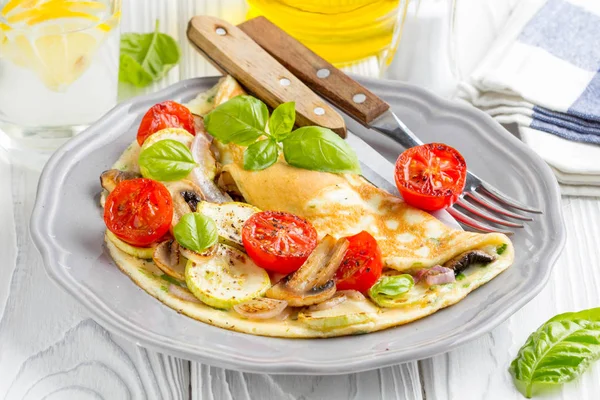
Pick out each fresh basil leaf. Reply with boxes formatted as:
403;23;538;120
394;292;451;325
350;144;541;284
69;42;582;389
510;318;600;398
282;126;361;174
119;20;180;88
368;274;414;308
268;102;295;140
173;213;218;253
204;96;269;145
497;243;508;255
138;139;196;181
244;138;279;171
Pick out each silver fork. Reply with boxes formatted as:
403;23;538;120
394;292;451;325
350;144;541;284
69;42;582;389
369;112;542;235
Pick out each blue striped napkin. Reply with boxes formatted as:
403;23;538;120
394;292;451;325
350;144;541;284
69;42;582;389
458;0;600;196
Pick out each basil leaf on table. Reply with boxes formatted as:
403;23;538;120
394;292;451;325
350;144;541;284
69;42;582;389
268;101;295;140
119;20;180;87
368;275;414;308
244;139;279;171
173;213;218;253
282;126;361;174
509;309;600;398
138;139;196;181
205;96;269;145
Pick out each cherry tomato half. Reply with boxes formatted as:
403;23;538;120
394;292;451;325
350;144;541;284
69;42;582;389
394;143;467;211
104;178;174;247
137;101;195;146
334;231;383;293
242;211;318;274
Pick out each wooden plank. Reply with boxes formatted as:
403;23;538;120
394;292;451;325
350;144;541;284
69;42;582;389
420;197;600;399
191;363;423;400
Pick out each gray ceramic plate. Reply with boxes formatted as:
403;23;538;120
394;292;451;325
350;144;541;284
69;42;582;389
30;76;565;375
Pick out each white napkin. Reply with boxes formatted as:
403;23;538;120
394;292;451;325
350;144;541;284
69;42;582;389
457;0;600;196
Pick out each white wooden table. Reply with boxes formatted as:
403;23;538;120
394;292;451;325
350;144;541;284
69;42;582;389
2;1;600;399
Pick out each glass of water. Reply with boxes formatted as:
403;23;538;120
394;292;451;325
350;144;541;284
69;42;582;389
0;0;121;159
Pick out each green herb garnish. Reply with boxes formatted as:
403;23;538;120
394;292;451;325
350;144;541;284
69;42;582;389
205;96;360;174
243;138;279;171
497;243;508;255
173;213;218;254
119;20;181;87
456;273;466;281
509;307;600;398
138;139;196;181
282;126;361;174
368;275;414;308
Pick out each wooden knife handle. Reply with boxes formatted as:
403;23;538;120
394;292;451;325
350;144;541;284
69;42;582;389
187;16;346;137
239;16;390;126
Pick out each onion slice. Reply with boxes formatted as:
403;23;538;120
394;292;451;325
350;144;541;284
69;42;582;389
337;290;365;301
189;130;231;203
307;292;347;312
234;298;288;320
423;266;456;286
169;284;202;303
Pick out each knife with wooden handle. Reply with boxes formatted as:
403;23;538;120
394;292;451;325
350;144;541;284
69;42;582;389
237;16;425;150
187;15;347;137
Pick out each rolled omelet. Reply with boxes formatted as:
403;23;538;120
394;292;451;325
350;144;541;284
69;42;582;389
104;76;514;338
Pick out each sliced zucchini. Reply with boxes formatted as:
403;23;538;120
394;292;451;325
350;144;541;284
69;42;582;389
140;128;195;151
298;298;378;331
196;201;260;248
105;230;155;259
185;244;270;309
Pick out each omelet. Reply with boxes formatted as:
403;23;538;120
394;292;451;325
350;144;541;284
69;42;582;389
103;76;514;338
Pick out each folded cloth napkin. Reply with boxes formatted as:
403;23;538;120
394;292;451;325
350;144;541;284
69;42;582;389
457;0;600;196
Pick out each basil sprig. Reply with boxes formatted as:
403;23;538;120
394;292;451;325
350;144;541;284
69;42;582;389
510;307;600;398
138;139;196;181
204;96;360;174
173;213;218;253
368;275;414;308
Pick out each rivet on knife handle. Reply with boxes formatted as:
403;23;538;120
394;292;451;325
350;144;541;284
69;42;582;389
187;16;347;137
239;16;390;126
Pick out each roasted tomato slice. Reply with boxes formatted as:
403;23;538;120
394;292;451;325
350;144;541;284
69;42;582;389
334;231;383;293
137;101;195;145
241;211;318;274
394;143;467;211
104;178;173;247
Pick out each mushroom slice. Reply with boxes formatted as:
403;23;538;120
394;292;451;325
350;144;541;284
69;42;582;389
164;180;205;227
179;243;218;264
233;298;288;320
443;250;496;275
153;239;186;281
100;169;141;192
266;235;349;307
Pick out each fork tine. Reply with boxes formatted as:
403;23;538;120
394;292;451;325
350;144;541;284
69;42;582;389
479;182;543;214
455;199;524;228
465;192;534;221
447;207;514;235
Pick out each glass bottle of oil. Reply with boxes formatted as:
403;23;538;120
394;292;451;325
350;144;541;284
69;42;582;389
246;0;411;75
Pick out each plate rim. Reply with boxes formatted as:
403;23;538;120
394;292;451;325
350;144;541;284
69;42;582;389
30;76;566;374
